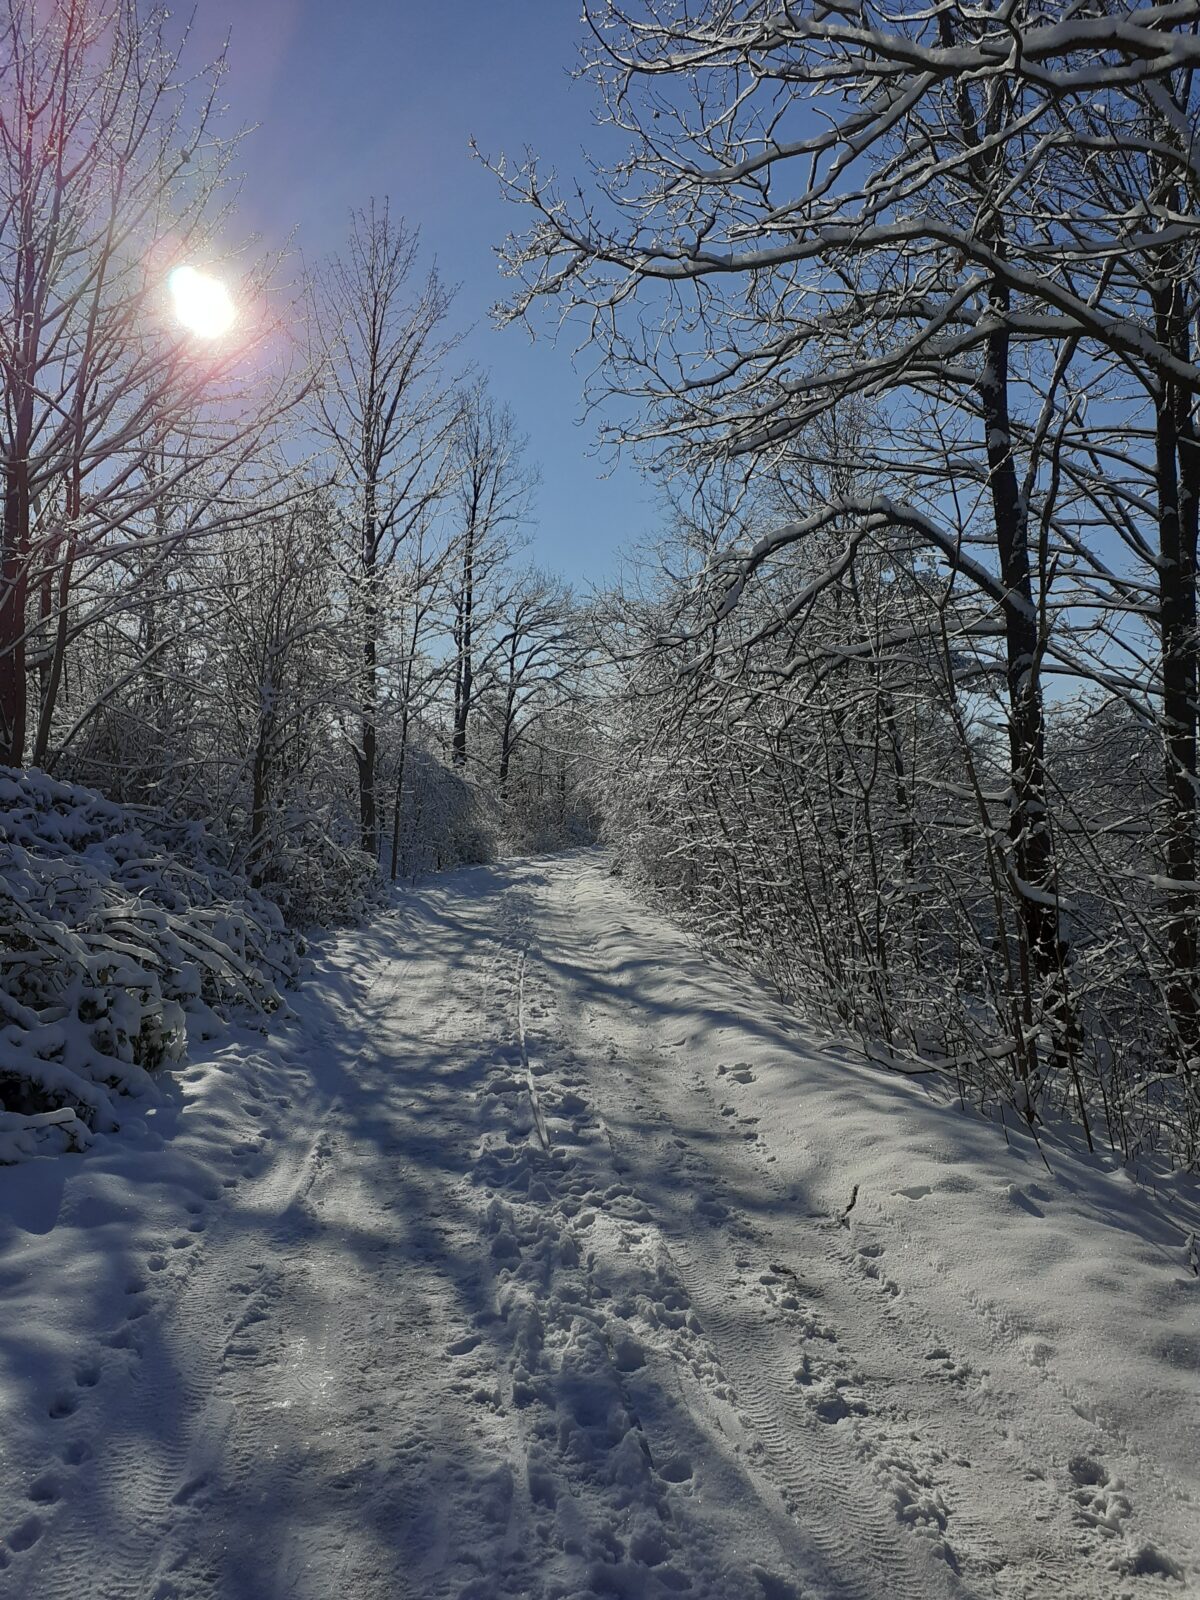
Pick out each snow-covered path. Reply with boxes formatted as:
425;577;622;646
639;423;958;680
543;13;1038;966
1;853;1197;1599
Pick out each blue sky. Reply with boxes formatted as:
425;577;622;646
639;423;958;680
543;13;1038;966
195;0;655;589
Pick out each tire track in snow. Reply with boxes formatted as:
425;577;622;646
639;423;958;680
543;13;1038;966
526;858;992;1600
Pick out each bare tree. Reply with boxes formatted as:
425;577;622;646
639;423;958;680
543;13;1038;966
448;381;536;768
309;200;458;858
384;518;457;881
489;568;580;791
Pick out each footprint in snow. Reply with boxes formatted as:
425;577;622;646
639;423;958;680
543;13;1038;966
850;1239;902;1296
26;1474;61;1505
4;1515;43;1553
1068;1455;1107;1488
656;1453;693;1483
811;1380;869;1423
1067;1455;1149;1553
1004;1183;1045;1217
752;1568;802;1600
924;1347;971;1383
717;1063;756;1084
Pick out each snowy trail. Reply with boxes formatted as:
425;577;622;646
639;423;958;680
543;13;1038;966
1;852;1196;1599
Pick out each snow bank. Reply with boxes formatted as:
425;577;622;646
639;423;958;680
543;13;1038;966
0;768;299;1161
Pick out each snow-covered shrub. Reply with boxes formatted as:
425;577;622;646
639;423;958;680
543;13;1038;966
389;741;498;878
249;798;383;928
0;768;299;1162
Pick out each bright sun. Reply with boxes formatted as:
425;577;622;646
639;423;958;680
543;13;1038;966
169;265;236;339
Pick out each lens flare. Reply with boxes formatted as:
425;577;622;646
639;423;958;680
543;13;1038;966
169;265;236;338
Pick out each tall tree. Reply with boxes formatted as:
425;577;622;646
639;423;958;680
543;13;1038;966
309;201;457;859
448;381;536;768
490;569;579;791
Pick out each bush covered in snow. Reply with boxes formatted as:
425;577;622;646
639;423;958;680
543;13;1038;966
0;768;300;1163
246;797;384;930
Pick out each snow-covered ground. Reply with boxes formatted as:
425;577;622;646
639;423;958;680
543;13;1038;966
1;851;1197;1599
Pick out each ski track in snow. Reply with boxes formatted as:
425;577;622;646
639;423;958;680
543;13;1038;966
0;851;1197;1599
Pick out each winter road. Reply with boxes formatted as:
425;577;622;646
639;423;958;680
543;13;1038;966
1;854;1196;1599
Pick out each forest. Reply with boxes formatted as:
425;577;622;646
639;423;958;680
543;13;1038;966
1;4;1199;1598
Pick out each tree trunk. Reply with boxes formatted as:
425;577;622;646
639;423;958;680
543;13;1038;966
980;287;1072;1094
452;529;474;767
389;704;410;883
1152;274;1200;1061
31;412;84;768
359;497;379;859
359;631;378;857
1;379;34;767
249;729;271;885
498;638;518;789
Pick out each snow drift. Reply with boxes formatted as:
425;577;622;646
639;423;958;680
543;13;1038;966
0;768;299;1162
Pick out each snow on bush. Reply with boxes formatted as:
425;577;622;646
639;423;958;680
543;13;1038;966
249;799;384;929
0;768;300;1163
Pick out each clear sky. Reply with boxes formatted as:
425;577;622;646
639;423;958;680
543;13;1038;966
192;0;654;590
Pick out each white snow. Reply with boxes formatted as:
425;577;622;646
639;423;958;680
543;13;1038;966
0;851;1196;1598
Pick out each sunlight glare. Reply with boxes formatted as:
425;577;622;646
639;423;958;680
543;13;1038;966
169;265;236;339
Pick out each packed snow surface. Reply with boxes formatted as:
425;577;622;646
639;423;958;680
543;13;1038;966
0;852;1196;1599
